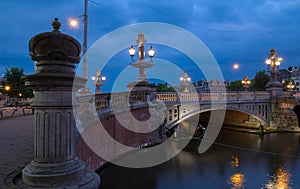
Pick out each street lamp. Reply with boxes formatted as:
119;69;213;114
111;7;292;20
265;48;282;82
265;48;283;96
70;0;90;94
69;18;79;28
128;32;155;82
5;85;10;91
5;85;10;102
287;80;295;91
91;69;106;94
180;70;191;92
241;75;251;90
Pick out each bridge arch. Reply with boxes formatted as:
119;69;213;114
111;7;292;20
293;105;300;126
166;107;268;130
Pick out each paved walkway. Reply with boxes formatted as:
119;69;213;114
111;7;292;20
0;115;34;189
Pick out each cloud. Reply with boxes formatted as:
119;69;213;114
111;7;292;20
1;0;300;82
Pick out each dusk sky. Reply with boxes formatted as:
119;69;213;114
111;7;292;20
1;0;300;91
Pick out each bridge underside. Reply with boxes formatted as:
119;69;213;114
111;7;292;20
199;109;266;128
294;105;300;126
166;107;269;131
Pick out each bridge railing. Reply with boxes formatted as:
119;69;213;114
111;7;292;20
77;91;150;115
155;91;271;103
76;90;271;118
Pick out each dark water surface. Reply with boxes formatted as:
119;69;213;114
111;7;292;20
99;129;300;189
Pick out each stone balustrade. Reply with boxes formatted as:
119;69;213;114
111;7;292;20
76;91;272;120
155;93;178;102
77;91;151;116
155;91;271;103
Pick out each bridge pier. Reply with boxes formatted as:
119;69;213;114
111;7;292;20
269;95;299;129
18;18;100;188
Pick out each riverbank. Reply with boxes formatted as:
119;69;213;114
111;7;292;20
223;124;300;134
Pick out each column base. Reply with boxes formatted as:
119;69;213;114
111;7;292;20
265;80;283;97
19;158;100;188
127;81;156;92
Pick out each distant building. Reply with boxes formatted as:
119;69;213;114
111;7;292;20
278;66;300;91
193;79;230;92
193;80;209;92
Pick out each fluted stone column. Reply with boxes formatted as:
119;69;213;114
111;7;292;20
21;18;100;188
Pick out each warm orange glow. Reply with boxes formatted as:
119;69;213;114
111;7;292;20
265;167;291;189
69;18;79;28
5;85;10;91
233;64;239;69
229;173;245;188
230;156;239;167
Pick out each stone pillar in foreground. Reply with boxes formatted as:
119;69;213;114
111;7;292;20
21;18;100;188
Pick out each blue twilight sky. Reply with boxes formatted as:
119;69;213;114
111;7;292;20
1;0;300;92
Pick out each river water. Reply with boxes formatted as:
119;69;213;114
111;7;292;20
99;125;300;188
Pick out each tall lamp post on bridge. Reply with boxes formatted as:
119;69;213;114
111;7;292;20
180;70;191;92
69;0;91;94
127;32;156;91
241;75;251;91
265;48;283;97
91;68;106;94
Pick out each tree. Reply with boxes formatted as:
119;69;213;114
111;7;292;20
227;80;243;91
1;67;33;98
250;70;270;90
156;83;176;92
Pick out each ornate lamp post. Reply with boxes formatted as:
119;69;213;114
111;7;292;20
128;32;155;83
287;80;295;92
265;48;283;97
180;70;191;92
266;48;282;82
241;75;251;91
91;69;106;94
127;32;156;91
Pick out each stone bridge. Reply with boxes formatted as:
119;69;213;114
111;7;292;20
77;90;299;131
74;90;300;170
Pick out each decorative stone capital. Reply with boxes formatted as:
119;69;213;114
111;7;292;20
29;18;81;63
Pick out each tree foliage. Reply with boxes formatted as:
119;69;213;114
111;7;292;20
249;70;270;90
227;80;243;91
1;67;33;98
156;83;176;92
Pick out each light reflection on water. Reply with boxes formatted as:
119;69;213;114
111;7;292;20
99;127;300;189
229;173;245;189
264;167;292;189
228;156;245;189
